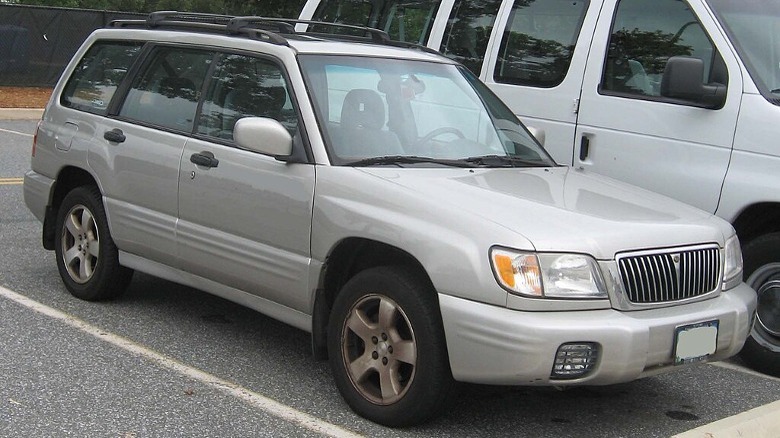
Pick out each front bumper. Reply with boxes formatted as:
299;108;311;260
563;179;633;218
439;283;756;385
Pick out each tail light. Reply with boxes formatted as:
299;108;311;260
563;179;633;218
32;120;41;157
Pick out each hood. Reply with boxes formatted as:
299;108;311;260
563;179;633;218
360;166;731;259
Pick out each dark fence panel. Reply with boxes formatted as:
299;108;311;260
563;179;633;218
0;4;144;87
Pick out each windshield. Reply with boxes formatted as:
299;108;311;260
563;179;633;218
708;0;780;103
298;55;556;168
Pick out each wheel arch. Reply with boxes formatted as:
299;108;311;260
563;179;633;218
731;202;780;247
43;166;100;250
311;237;437;360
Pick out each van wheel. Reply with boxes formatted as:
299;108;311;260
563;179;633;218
327;266;453;427
54;186;132;301
739;233;780;377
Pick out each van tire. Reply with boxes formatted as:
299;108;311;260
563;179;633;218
54;186;133;301
739;233;780;377
327;266;453;426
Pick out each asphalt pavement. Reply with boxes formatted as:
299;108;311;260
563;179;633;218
1;118;779;437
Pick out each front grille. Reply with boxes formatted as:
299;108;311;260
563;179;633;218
617;246;720;304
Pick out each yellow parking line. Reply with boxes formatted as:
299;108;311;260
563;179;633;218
0;177;24;185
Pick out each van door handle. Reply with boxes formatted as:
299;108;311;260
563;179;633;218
579;136;590;161
190;151;219;168
103;128;126;143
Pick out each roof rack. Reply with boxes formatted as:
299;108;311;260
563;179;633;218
110;11;396;47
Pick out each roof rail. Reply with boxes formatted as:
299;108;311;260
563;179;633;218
148;10;233;26
110;11;398;48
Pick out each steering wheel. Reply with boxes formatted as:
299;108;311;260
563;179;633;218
414;127;465;147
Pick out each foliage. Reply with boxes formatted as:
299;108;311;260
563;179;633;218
8;0;308;17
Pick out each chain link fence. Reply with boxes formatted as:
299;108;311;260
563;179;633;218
0;4;144;87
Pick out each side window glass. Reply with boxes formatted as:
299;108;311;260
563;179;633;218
602;0;725;97
61;42;143;115
382;0;441;44
494;0;589;88
119;47;213;132
311;0;375;33
440;0;503;75
197;54;297;140
311;0;440;44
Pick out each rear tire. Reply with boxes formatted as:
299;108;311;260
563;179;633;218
739;233;780;377
54;186;132;301
327;266;453;426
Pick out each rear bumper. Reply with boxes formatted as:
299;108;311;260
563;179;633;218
23;170;55;223
439;283;756;385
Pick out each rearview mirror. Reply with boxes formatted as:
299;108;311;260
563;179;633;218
234;117;293;159
661;56;726;109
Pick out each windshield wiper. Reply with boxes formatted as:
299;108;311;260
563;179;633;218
345;155;477;168
462;155;551;168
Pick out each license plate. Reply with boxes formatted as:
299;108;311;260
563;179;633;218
674;320;718;365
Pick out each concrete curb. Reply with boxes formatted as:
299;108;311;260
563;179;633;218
0;108;44;120
672;399;780;438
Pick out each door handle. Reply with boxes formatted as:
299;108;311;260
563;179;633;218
190;151;219;168
579;136;590;161
103;128;126;143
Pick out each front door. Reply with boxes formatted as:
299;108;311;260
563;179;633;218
176;53;315;312
574;0;742;212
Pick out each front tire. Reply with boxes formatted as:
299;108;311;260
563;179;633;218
54;185;132;301
739;233;780;377
327;266;453;427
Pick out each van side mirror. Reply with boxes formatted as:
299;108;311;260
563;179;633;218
527;126;545;146
233;117;293;160
660;56;726;109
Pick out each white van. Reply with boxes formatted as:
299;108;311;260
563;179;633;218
299;0;780;376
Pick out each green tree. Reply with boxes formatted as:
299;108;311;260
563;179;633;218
14;0;307;17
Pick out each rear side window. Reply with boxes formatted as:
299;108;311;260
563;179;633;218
61;42;143;115
197;54;298;140
439;0;502;75
601;0;726;97
494;0;588;88
119;47;214;132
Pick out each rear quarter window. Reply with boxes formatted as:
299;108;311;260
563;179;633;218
61;41;143;115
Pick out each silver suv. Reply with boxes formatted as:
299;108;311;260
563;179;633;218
23;12;756;426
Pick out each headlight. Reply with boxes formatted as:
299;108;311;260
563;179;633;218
490;248;608;299
723;234;743;289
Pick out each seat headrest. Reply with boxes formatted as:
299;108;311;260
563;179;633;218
340;89;385;130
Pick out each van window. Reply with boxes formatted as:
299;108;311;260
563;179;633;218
494;0;588;88
440;0;503;74
311;0;441;44
601;0;725;98
61;42;143;116
119;47;214;132
197;54;297;140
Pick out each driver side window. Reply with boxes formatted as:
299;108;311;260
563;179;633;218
601;0;726;98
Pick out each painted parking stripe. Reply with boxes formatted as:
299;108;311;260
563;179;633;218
0;127;34;137
673;399;780;438
0;177;24;185
0;285;364;438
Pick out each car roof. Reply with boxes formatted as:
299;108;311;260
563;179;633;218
104;12;457;65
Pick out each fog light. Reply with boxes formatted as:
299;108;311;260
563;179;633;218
550;343;599;379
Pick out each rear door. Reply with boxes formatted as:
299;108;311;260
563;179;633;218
574;0;743;212
91;44;214;264
480;0;597;165
177;53;315;312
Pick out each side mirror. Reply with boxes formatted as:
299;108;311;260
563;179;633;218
233;117;293;159
660;56;726;109
527;126;545;146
